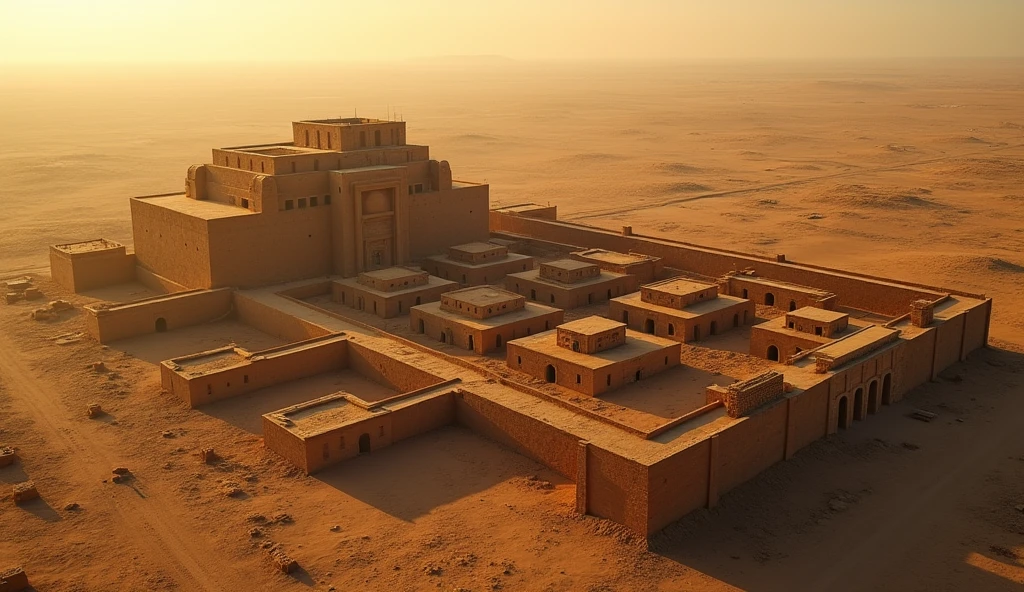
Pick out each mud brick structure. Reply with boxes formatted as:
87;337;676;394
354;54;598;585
750;306;863;362
50;118;994;539
506;317;680;396
722;371;785;418
12;481;38;504
410;286;563;354
570;249;663;285
0;567;29;592
0;447;15;468
420;242;535;286
331;267;456;318
610;277;754;342
506;259;636;309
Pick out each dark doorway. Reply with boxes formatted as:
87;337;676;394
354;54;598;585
607;289;612;299
644;319;655;334
767;345;779;361
530;289;536;300
882;373;893;405
868;380;879;414
155;317;167;333
837;396;849;430
710;321;717;335
468;335;475;350
765;293;776;306
733;313;739;327
668;324;675;336
418;319;424;333
545;364;556;383
789;300;797;311
634;370;642;382
693;325;701;341
742;288;749;299
622;310;629;323
496;335;503;348
440;332;446;343
853;387;864;420
358;433;371;454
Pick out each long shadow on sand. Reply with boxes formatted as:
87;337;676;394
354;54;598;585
314;425;565;522
646;347;1024;592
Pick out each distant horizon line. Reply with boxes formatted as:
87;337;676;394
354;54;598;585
2;55;1024;67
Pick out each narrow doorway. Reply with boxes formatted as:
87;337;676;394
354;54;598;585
837;396;849;430
853;387;864;420
545;364;556;383
155;317;167;332
358;433;371;454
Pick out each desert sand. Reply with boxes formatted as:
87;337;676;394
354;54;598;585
1;59;1022;591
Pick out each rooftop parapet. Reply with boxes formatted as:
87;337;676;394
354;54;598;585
356;267;429;293
447;242;508;264
723;371;785;418
784;307;849;337
640;278;719;309
439;286;525;319
539;260;601;284
814;325;900;373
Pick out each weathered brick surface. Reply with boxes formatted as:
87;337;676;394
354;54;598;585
723;371;784;418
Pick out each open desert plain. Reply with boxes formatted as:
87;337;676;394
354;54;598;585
1;57;1023;592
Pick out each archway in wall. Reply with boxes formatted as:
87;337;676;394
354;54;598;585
868;380;879;414
789;300;797;311
853;387;864;420
693;325;701;341
358;433;371;454
635;369;642;382
645;319;655;334
155;318;167;333
440;332;446;343
468;335;475;351
496;334;503;348
733;313;739;328
765;293;776;306
837;396;849;430
742;289;749;299
418;319;424;333
710;321;717;335
743;310;748;324
668;324;675;336
622;310;629;323
545;364;556;383
882;374;893;405
767;345;779;361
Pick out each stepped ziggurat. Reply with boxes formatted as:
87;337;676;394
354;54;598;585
46;117;991;537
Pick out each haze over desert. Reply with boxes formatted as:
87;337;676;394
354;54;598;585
1;2;1023;591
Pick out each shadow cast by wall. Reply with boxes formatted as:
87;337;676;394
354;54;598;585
315;425;564;522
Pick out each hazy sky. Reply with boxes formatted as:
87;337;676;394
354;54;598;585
2;0;1022;63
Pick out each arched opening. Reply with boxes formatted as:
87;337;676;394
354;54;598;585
496;335;503;348
644;319;655;334
155;317;167;333
468;335;475;350
743;310;748;324
622;310;629;323
358;433;371;454
440;332;447;343
634;370;642;382
868;380;879;414
789;300;797;311
837;396;849;430
607;289;612;299
794;347;803;354
545;364;556;383
742;288;749;298
710;321;718;335
667;323;675;336
418;319;424;333
733;313;739;328
853;387;865;420
415;296;421;305
530;289;536;300
693;325;701;341
767;345;779;361
882;373;893;405
765;293;775;306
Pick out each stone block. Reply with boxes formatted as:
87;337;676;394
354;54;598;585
0;566;30;592
12;481;39;504
0;447;15;468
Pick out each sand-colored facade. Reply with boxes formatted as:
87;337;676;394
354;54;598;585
420;242;535;286
46;123;994;541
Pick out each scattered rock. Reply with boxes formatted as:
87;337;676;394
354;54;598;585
24;287;42;300
0;446;16;467
1014;504;1024;513
222;483;244;497
0;566;29;591
91;361;107;372
272;513;293;524
64;502;80;511
990;545;1018;560
249;527;263;538
86;403;103;418
901;442;920;451
112;467;131;475
329;525;341;532
198;448;218;464
423;563;444;576
828;499;848;512
266;547;299;574
12;481;39;504
5;292;23;305
50;299;73;311
246;513;268;523
161;430;175;439
807;213;825;220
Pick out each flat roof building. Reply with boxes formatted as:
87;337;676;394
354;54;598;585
411;286;563;354
332;267;457;318
421;241;535;286
506;316;681;396
609;277;754;342
505;259;637;310
570;248;663;284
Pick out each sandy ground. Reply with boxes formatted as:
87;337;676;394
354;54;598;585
1;59;1023;590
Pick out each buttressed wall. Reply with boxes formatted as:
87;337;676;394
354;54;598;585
130;118;490;290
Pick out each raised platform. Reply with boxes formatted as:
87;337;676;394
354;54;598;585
609;290;753;343
505;267;637;309
332;269;457;318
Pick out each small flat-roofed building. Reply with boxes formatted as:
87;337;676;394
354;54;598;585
750;307;864;362
570;248;663;284
49;239;136;292
421;241;535;286
488;202;557;220
505;259;637;309
411;286;563;354
332;267;457;318
506;316;680;396
719;273;838;311
609;277;754;342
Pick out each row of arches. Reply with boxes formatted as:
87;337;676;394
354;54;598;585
760;291;798;311
836;374;893;431
632;311;747;342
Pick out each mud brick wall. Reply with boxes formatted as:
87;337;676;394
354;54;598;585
86;288;234;343
723;371;785;418
234;291;332;342
347;339;445;392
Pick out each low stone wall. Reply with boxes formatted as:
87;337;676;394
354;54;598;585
723;371;785;418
